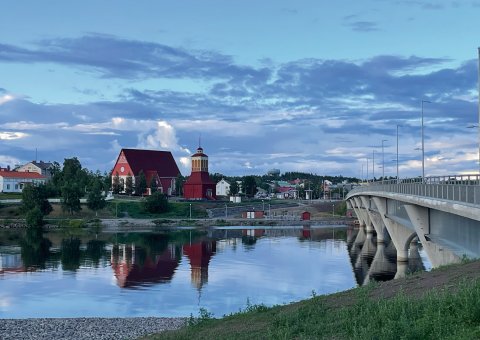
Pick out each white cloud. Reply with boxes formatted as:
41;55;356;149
0;132;28;140
0;154;22;167
0;94;15;105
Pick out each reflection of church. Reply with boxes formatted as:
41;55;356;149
183;240;216;290
111;243;180;288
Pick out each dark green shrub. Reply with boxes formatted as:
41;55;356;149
26;207;44;227
144;192;169;213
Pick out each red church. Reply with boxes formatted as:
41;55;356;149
183;146;216;200
112;148;180;195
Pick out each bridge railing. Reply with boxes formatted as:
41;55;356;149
347;174;480;205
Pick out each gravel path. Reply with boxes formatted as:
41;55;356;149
0;317;188;340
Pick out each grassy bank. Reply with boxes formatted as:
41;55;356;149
146;261;480;340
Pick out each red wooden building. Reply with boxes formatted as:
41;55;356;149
183;147;216;200
111;148;180;195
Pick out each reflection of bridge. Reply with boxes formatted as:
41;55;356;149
346;175;480;272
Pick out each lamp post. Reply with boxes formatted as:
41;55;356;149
381;139;387;180
225;204;228;218
332;204;335;217
421;100;431;180
478;47;480;175
189;203;192;220
396;125;401;182
366;158;369;182
372;149;376;181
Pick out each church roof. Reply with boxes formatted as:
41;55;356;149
120;149;180;178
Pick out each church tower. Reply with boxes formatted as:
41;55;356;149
183;145;216;200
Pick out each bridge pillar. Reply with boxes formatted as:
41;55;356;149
353;197;371;230
361;196;387;243
404;205;461;267
372;197;417;262
359;196;376;234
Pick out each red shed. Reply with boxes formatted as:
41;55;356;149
301;211;311;221
242;210;265;219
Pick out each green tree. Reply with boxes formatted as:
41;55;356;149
21;184;52;216
243;176;257;197
61;184;82;214
87;180;106;216
175;174;185;196
103;171;112;192
26;207;45;227
229;181;239;196
150;176;158;194
135;170;147;196
125;173;133;195
144;191;169;213
112;172;121;194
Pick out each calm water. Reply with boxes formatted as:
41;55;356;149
0;226;430;318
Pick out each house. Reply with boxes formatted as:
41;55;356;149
111;148;180;195
183;146;216;200
15;161;54;179
0;170;46;193
242;210;265;219
216;178;230;196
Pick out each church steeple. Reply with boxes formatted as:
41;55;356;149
191;146;208;173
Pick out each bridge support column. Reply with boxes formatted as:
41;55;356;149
361;196;387;243
354;197;371;231
404;205;461;268
372;197;417;262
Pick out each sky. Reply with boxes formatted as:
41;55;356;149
1;0;480;178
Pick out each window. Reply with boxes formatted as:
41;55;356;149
15;184;18;190
6;184;10;190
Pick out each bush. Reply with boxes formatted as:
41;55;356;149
26;207;44;227
144;192;169;214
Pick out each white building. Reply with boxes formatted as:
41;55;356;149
15;161;54;179
0;171;46;193
216;178;231;196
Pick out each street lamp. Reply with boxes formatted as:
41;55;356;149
189;203;192;220
225;203;228;218
332;204;335;217
372;149;376;181
468;124;480;175
381;139;388;180
396;125;401;182
421;100;431;180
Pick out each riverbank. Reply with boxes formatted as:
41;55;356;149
145;260;480;339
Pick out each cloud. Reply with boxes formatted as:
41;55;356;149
345;21;380;32
0;94;15;105
0;131;28;140
0;34;271;81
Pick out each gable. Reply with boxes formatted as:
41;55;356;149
113;149;180;178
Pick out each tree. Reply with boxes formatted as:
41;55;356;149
21;184;52;216
87;180;106;216
135;170;147;196
125;173;133;195
150;176;158;194
144;191;169;213
61;184;82;215
103;171;112;192
112;172;121;194
243;176;257;197
229;181;239;196
26;207;44;227
175;174;185;196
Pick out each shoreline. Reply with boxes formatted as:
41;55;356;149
0;317;188;340
0;216;354;229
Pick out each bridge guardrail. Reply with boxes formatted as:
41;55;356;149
347;174;480;205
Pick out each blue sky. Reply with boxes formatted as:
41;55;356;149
1;0;479;178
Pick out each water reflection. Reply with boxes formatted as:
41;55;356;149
0;225;432;318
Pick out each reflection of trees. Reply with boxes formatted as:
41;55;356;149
61;238;81;271
242;236;257;247
86;240;106;267
19;227;52;269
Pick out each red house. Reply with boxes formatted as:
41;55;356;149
183;147;216;200
111;148;180;195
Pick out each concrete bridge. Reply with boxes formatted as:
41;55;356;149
346;175;480;278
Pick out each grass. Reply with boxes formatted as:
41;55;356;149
111;200;208;219
145;277;480;340
0;192;22;199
